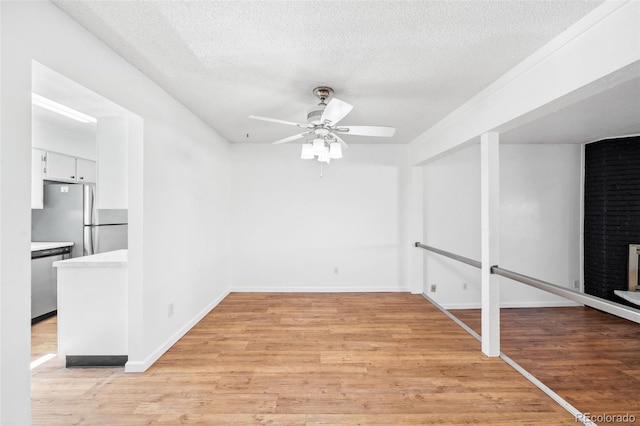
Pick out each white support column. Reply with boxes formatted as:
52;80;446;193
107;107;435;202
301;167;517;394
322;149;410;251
481;132;500;357
409;166;424;294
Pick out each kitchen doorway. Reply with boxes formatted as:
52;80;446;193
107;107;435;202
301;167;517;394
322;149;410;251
30;62;137;369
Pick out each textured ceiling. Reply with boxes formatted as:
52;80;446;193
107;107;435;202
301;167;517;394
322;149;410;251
52;0;608;145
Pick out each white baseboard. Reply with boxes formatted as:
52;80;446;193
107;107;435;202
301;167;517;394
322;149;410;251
125;288;231;373
231;285;410;293
443;300;582;310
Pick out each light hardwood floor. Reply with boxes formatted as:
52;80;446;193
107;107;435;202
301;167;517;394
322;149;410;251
452;306;640;424
31;315;58;361
32;293;578;425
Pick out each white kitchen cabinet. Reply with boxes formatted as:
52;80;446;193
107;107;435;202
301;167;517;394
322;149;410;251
76;158;96;183
31;148;45;209
44;151;77;183
43;151;97;184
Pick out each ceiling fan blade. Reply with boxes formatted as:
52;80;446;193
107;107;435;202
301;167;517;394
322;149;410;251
320;97;353;125
330;133;349;149
338;125;396;137
249;115;306;128
271;131;312;145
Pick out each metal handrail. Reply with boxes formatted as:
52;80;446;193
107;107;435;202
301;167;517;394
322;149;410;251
414;242;481;269
414;242;640;324
491;266;640;324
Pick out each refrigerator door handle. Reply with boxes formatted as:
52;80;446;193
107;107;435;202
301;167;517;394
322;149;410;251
83;184;96;226
83;226;95;256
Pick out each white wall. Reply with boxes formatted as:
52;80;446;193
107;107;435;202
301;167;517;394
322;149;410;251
423;144;482;307
499;144;581;307
0;2;231;423
231;143;409;292
423;143;582;309
96;117;128;209
32;118;96;160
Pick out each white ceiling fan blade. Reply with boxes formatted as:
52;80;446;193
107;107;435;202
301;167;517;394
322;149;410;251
338;126;396;137
249;115;305;128
271;131;312;145
330;133;349;149
320;98;353;125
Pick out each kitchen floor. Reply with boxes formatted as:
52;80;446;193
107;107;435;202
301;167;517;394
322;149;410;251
31;316;57;361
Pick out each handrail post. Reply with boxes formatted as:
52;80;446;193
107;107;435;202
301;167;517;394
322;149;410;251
481;132;500;357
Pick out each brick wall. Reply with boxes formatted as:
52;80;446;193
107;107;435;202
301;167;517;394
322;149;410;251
584;136;640;305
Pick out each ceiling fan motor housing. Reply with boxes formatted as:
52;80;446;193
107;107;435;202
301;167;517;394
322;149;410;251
308;86;333;125
307;104;326;124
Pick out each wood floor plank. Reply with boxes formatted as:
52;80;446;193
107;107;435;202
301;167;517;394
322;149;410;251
32;293;576;424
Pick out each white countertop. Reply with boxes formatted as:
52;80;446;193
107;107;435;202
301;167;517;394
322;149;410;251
614;290;640;306
54;249;127;268
31;241;74;252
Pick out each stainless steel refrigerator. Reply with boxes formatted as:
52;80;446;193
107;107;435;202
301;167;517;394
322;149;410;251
32;183;128;258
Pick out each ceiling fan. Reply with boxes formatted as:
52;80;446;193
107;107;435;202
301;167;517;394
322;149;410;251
249;86;396;163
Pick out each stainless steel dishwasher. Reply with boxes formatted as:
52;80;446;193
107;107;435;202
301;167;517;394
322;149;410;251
31;246;72;322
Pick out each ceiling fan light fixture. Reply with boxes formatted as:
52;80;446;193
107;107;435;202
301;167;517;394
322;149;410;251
300;143;314;159
318;152;330;163
312;138;326;156
329;142;342;159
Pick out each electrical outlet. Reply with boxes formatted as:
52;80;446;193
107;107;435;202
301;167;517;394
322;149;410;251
573;280;580;289
430;284;437;292
334;267;339;275
168;302;174;318
463;283;468;290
